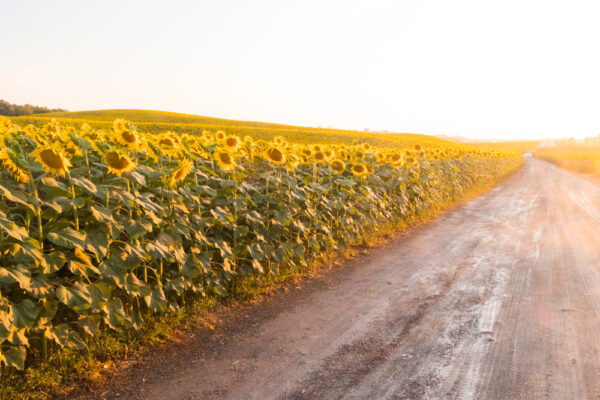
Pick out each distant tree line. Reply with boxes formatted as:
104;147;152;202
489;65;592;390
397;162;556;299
0;99;66;116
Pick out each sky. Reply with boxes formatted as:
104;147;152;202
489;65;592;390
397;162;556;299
2;0;600;140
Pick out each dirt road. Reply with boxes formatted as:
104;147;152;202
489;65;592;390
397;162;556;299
93;157;600;399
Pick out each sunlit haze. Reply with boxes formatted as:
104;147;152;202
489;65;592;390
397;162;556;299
2;0;600;140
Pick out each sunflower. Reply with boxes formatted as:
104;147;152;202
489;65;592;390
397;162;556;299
264;147;286;166
113;119;128;133
157;136;180;157
116;129;139;149
414;144;422;151
0;148;29;183
323;149;335;160
287;154;300;171
301;147;312;157
41;119;61;139
80;123;91;134
360;143;372;153
31;146;71;177
274;136;286;147
243;135;254;145
313;151;326;163
311;145;322;154
350;163;369;178
214;151;236;171
0;117;13;134
330;159;345;175
389;152;404;167
223;135;241;153
105;151;136;176
215;131;226;142
169;159;194;186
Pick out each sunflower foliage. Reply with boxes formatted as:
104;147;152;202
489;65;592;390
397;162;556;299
0;117;523;371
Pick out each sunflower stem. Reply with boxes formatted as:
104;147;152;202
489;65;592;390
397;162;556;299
28;171;44;250
66;171;80;231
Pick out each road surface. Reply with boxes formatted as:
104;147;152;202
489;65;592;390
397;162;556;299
91;158;600;399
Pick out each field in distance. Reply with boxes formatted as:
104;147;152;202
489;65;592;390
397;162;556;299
13;109;463;149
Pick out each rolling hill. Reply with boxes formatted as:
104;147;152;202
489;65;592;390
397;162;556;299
12;109;455;148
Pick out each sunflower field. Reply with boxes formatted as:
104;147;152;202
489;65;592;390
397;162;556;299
535;145;600;174
0;117;523;371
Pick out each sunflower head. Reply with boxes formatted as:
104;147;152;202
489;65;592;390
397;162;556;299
116;129;139;148
158;135;179;157
105;151;136;176
301;147;312;157
42;119;61;139
314;151;326;163
389;152;404;167
215;131;226;142
265;147;286;166
215;151;236;171
351;163;369;179
414;144;422;151
0;148;29;183
169;159;194;186
224;135;241;152
0;117;13;135
330;159;346;175
80;123;92;134
31;146;71;177
113;119;129;133
324;149;335;160
360;142;372;153
273;136;286;147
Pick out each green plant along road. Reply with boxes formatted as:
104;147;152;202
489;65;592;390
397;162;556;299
0;117;521;398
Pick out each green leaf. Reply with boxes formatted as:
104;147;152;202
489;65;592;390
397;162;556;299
47;228;86;249
248;242;264;260
85;230;109;259
182;251;211;279
252;259;264;273
102;298;130;329
56;283;92;312
90;205;115;223
40;177;68;191
0;184;34;211
128;171;146;186
41;251;67;274
69;250;100;276
78;314;101;336
71;176;97;194
1;346;26;370
11;299;37;329
143;286;167;312
0;212;29;242
124;220;153;239
45;323;70;347
0;310;11;342
214;241;233;259
0;265;31;291
7;327;28;346
210;206;235;225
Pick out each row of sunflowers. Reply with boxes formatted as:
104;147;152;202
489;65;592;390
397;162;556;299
0;117;523;370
